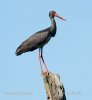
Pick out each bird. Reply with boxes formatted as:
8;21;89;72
15;11;66;75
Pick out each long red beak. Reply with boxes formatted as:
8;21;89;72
54;13;66;21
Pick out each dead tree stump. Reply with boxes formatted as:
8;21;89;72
42;72;66;100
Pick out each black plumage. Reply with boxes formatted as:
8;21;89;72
16;11;57;56
15;11;65;73
16;27;52;55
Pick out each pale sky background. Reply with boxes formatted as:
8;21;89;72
0;0;92;100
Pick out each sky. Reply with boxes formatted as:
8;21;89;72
0;0;92;100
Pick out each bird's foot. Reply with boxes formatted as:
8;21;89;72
42;70;49;77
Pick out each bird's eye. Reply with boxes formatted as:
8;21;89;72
52;12;55;17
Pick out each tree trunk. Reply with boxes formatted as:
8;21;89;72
42;72;66;100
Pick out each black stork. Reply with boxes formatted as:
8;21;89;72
16;11;66;75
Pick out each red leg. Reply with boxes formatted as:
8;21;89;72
43;62;48;73
38;49;43;74
42;62;48;76
41;48;49;75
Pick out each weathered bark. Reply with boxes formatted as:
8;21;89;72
42;72;66;100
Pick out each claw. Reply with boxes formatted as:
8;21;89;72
42;71;49;77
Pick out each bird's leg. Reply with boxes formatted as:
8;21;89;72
41;48;48;76
38;48;43;74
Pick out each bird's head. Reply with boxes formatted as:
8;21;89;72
49;11;66;21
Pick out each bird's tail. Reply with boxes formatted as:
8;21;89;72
15;46;23;56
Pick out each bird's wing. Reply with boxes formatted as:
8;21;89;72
27;30;50;49
16;29;51;55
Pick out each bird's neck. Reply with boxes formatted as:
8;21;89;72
50;18;57;37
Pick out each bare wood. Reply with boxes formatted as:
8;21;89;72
42;72;66;100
